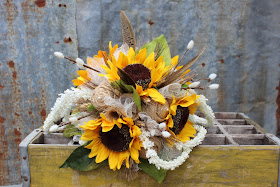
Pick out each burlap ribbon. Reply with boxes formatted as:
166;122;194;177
91;83;121;111
141;97;169;123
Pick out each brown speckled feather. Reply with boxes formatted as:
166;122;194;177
157;46;206;88
120;10;136;50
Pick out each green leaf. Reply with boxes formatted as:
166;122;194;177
63;124;82;138
138;158;167;183
119;79;134;93
110;80;122;91
120;80;141;111
132;87;141;111
71;107;80;115
111;80;142;111
87;104;96;111
136;35;171;66
60;146;107;171
181;84;189;89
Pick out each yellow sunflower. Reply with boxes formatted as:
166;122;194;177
165;94;200;143
80;113;142;170
100;42;179;104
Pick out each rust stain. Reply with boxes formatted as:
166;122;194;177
0;116;6;123
201;63;206;67
59;4;67;8
0;85;4;90
40;108;46;117
7;61;17;80
12;71;17;79
56;41;60;44
35;0;46;8
4;0;18;27
276;80;280;135
13;128;22;145
29;111;32;115
219;59;224;64
13;128;22;137
148;20;154;26
14;112;20;117
64;37;72;43
8;60;14;68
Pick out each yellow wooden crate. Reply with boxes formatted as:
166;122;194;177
20;112;280;186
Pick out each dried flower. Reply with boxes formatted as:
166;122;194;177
158;122;166;130
76;58;85;69
69;116;78;122
189;81;200;88
49;124;59;132
209;84;219;89
187;40;194;50
54;52;64;59
162;131;171;138
79;140;87;145
208;73;217;80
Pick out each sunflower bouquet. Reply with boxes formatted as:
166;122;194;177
43;11;218;183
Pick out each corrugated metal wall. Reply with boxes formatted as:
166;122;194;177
0;0;279;185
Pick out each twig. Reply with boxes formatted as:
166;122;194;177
64;56;101;73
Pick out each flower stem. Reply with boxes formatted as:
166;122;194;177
64;56;101;73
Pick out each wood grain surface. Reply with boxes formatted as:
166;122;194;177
28;144;279;186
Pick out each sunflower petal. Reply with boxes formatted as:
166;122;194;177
117;151;130;169
72;79;84;86
136;48;147;64
130;147;140;163
109;151;119;170
143;52;155;69
77;70;91;80
132;137;142;150
80;130;99;141
96;145;110;163
177;120;196;142
146;88;166;104
127;47;135;64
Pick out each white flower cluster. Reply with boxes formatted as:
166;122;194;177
139;125;207;170
195;95;216;127
138;113;172;138
43;87;92;132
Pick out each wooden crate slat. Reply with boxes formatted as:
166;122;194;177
21;112;280;186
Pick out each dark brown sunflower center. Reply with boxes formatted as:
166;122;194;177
123;64;151;90
170;106;190;135
100;124;132;152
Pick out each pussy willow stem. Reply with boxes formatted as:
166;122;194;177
64;57;101;73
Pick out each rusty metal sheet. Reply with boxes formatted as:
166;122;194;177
1;0;280;186
0;0;78;185
76;0;280;135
